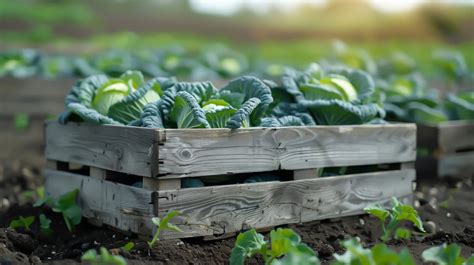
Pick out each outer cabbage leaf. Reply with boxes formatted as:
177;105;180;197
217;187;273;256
328;68;375;101
444;93;474;120
203;104;237;128
271;103;316;125
300;99;385;125
59;74;110;124
406;102;448;124
210;90;245;108
161;81;217;121
299;83;346;101
260;116;306;127
107;77;175;124
140;100;164;128
227;98;261;129
169;91;210;128
92;80;130;115
221;76;273;125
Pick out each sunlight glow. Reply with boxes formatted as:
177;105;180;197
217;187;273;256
189;0;474;16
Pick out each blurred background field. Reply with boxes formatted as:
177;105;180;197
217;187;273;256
1;0;473;74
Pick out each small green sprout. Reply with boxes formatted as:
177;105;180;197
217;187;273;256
332;238;416;265
148;210;182;248
121;242;135;253
34;189;82;232
39;214;53;235
81;247;126;265
230;228;319;265
364;197;425;242
9;216;35;230
14;113;29;132
422;243;474;265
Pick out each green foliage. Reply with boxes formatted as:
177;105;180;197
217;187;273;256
332;238;416;265
148;210;182;248
422;243;474;265
364;197;425;242
121;242;135;253
230;228;319;265
39;214;53;235
34;189;82;232
81;247;126;265
9;216;35;230
14;113;29;132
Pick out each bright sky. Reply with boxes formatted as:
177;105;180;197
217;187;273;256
188;0;474;15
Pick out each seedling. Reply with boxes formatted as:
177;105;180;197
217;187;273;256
121;242;135;253
39;214;53;235
230;228;319;265
364;197;425;242
9;216;35;230
332;238;416;265
14;113;29;132
422;243;474;265
148;210;182;248
34;189;82;232
81;247;126;265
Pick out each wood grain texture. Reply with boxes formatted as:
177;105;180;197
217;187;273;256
156;169;415;239
44;169;156;235
46;122;416;179
158;124;416;178
45;122;159;177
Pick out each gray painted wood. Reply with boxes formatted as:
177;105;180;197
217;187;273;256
156;169;415;239
44;169;156;235
0;77;75;116
158;124;416;178
44;168;414;239
437;120;474;153
45;122;159;177
438;152;474;178
45;122;416;179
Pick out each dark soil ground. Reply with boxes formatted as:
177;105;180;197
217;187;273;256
0;160;473;264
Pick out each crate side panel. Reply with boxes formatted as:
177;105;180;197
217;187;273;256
438;121;474;152
159;125;416;178
44;169;155;235
438;152;474;178
156;169;415;239
45;122;159;177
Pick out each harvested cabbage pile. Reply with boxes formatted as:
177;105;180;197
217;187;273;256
59;65;386;128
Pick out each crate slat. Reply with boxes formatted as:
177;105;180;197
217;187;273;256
44;168;414;239
417;120;474;178
46;121;416;178
45;122;160;177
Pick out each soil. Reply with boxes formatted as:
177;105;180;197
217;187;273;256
0;160;473;264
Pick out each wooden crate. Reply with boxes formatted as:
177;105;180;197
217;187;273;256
0;77;75;116
44;121;417;239
416;120;474;179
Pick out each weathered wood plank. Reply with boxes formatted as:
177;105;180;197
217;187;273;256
156;169;415;239
437;120;474;153
293;169;319;180
90;167;107;180
0;77;75;116
143;178;181;191
438;152;474;178
45;122;159;177
158;124;416;178
44;169;156;235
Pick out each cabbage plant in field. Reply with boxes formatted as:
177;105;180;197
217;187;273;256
274;63;386;125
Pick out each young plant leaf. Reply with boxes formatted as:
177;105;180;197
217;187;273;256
230;229;268;265
9;216;35;230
